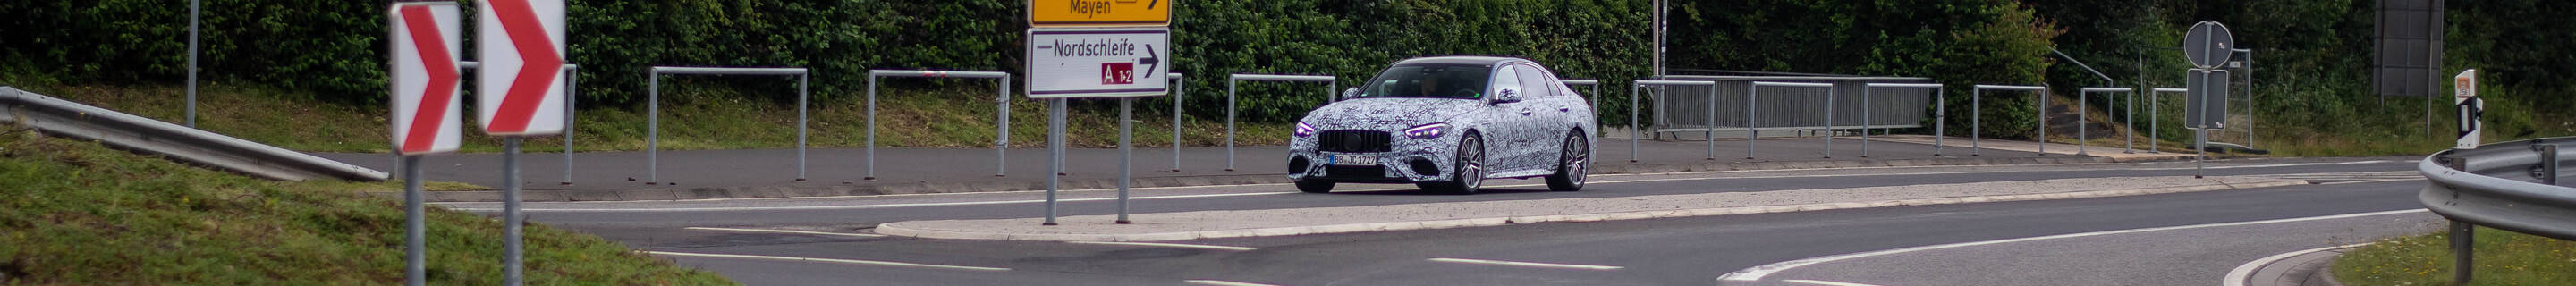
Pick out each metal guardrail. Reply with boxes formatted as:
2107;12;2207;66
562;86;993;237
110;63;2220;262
0;87;390;181
2420;137;2572;283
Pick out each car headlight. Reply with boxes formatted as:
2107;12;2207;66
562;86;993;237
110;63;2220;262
1295;122;1317;137
1403;123;1448;139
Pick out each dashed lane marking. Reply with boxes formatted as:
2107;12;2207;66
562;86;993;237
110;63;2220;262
1427;257;1623;270
1183;280;1282;286
1065;241;1256;251
1784;280;1889;286
644;251;1009;271
684;227;885;238
1716;209;2428;282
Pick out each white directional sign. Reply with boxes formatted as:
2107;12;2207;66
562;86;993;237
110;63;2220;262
1026;28;1171;98
476;0;567;136
2455;69;2482;149
389;2;462;156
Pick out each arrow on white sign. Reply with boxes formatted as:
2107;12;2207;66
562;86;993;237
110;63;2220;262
477;0;566;136
390;3;462;155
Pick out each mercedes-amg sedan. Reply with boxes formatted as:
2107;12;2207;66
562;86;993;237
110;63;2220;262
1287;56;1597;194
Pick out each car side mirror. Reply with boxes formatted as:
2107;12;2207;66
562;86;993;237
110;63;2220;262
1341;88;1360;101
1493;88;1522;104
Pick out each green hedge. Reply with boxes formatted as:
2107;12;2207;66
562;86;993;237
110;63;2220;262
0;0;2080;133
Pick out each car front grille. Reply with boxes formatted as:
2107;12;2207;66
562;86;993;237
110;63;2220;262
1317;130;1393;153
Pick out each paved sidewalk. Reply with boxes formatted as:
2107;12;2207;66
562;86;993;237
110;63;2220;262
875;176;2304;241
321;135;2190;202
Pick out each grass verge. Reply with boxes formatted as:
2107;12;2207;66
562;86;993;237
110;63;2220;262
0;125;733;284
10;82;1291;154
2334;226;2576;285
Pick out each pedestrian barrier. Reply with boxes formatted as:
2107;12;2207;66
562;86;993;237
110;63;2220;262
1165;73;1186;172
2420;137;2572;284
1224;73;1336;172
1654;75;1937;139
2079;87;2133;155
1861;83;1946;156
1748;81;1835;159
647;67;809;184
866;70;1013;180
1970;84;2048;156
1629;80;1717;162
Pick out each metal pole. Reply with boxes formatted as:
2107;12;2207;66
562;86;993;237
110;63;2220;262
1118;98;1134;224
503;138;523;286
2038;87;2048;156
648;73;659;184
1717;84;1726;160
1044;99;1065;225
1225;80;1236;172
2125;88;2136;154
797;74;809;181
1972;88;1981;156
1172;73;1185;172
2078;88;2089;156
186;0;199;129
1741;84;1761;161
2452;219;2475;284
866;75;877;180
402;156;424;286
998;76;1013;177
1825;85;1835;158
1936;87;1945;156
563;65;578;185
1630;84;1640;163
2245;50;2257;147
1861;86;1871;157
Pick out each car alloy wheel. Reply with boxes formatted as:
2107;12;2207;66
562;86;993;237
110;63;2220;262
1546;131;1587;191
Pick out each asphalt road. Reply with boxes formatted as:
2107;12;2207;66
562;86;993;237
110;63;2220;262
453;156;2436;285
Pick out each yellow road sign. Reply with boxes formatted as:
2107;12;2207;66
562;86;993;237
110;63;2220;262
1031;0;1171;27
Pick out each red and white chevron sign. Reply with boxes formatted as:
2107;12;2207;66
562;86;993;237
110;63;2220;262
476;0;566;136
389;2;462;155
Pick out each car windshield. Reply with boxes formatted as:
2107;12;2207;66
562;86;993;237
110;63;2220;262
1350;63;1491;99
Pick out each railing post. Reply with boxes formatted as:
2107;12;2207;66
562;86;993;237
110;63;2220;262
2539;143;2561;186
2451;219;2475;285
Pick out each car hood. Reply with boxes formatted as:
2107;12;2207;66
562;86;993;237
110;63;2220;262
1300;97;1483;130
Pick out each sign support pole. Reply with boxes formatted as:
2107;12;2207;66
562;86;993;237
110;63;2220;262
1119;98;1134;223
503;137;524;286
1044;99;1066;226
402;156;425;286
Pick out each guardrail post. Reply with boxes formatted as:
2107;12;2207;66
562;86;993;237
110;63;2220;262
2539;144;2561;186
2452;219;2475;285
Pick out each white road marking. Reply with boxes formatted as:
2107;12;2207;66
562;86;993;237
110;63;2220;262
1065;241;1257;251
2222;243;2371;286
457;192;1294;212
1427;257;1624;270
1785;280;1889;286
643;251;1010;271
452;160;2406;212
2317;179;2420;185
1716;209;2428;282
684;227;885;238
1183;280;1282;286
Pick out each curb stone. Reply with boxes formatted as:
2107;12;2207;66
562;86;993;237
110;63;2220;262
870;179;2306;241
377;156;2146;202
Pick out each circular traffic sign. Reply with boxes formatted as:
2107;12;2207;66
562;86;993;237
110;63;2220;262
2182;21;2234;69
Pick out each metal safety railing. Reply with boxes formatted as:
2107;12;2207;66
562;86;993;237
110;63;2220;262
1861;83;1946;156
1652;75;1937;139
1630;80;1717;161
866;70;1013;180
646;66;809;184
2078;87;2133;155
1224;73;1336;172
2420;138;2573;284
0;87;390;181
1970;84;2048;156
1748;81;1835;159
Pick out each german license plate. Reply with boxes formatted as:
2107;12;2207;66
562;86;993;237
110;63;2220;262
1328;154;1377;166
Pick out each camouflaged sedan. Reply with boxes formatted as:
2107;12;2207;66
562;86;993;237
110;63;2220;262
1288;56;1596;194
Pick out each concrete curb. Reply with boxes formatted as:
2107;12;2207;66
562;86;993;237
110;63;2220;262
871;179;2307;241
374;156;2157;202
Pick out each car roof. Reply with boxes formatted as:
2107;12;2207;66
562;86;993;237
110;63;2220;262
1392;56;1528;66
